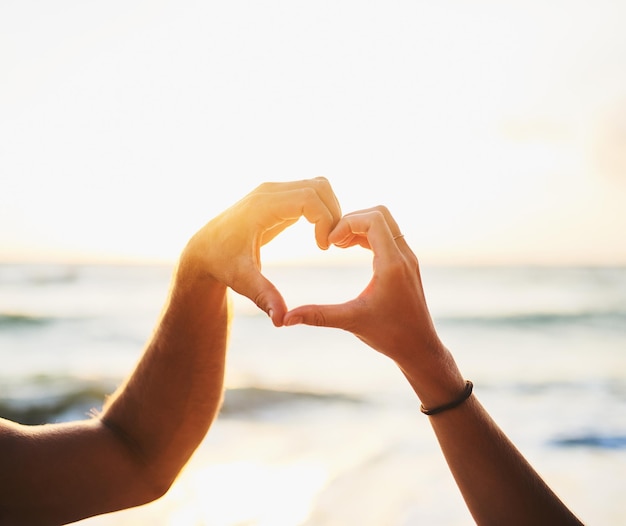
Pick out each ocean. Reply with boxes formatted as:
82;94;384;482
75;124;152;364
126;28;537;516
1;262;625;525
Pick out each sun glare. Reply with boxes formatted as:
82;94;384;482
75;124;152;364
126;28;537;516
1;2;625;265
168;461;328;526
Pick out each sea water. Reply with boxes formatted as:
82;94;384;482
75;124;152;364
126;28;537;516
0;262;625;525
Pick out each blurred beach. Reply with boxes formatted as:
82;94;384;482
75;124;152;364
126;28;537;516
1;261;625;525
2;2;626;524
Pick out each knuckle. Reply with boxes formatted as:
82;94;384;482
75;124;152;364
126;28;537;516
311;309;327;327
253;290;268;312
312;176;330;189
372;204;390;216
367;208;387;225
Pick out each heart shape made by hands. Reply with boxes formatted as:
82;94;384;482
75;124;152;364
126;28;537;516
259;221;371;313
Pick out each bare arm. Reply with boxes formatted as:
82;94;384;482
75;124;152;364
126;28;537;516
283;206;583;526
0;270;229;526
0;177;341;526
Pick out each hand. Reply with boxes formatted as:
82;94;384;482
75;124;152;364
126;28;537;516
179;177;342;326
285;206;584;526
283;205;437;359
283;205;464;405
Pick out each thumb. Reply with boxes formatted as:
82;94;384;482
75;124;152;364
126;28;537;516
283;301;358;330
234;271;288;327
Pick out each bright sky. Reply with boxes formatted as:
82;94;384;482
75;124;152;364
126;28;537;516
1;0;625;265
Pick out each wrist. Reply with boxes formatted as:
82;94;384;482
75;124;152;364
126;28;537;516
160;264;230;343
168;252;228;315
396;344;466;410
420;380;473;415
176;238;225;286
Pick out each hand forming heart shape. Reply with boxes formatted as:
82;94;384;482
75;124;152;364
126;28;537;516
180;177;343;324
180;176;437;370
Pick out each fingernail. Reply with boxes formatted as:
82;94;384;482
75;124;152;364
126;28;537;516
285;316;303;326
267;309;274;320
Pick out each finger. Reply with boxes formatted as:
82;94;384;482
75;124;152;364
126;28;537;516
230;268;288;326
328;223;371;250
295;177;342;249
253;178;341;249
329;206;403;250
329;210;400;263
311;176;342;231
249;187;339;250
255;177;342;226
283;300;361;330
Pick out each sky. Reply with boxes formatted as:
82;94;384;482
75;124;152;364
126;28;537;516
1;0;626;265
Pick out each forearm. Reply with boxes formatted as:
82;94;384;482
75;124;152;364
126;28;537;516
0;266;230;525
430;396;582;526
283;204;584;525
101;262;230;490
400;355;583;526
0;179;341;525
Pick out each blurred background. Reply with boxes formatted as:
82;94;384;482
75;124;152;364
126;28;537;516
1;1;625;525
1;0;625;265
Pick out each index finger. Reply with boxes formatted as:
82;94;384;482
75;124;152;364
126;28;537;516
256;176;341;224
329;209;401;264
255;177;342;249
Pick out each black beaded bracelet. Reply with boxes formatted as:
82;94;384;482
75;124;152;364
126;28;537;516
420;380;474;416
